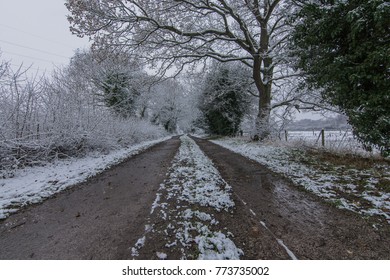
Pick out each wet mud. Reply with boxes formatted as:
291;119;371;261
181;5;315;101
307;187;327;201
193;137;390;259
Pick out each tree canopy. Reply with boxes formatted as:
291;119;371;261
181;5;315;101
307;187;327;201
290;0;390;154
65;0;299;139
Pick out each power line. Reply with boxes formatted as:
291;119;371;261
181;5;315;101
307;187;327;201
2;50;64;64
0;23;76;49
0;39;70;59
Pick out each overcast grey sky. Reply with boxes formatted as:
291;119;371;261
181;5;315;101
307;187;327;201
0;0;90;73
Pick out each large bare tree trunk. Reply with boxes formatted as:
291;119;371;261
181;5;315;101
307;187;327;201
253;21;273;141
253;81;272;140
255;93;272;140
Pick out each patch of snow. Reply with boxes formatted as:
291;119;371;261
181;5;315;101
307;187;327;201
156;252;167;260
194;211;213;222
145;224;153;232
131;236;146;257
135;236;146;248
196;231;243;260
150;193;161;214
174;136;235;212
165;241;177;248
131;247;139;257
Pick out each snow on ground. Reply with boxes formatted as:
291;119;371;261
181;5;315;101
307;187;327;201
212;137;390;224
284;130;381;156
131;135;243;260
0;137;172;220
287;130;354;144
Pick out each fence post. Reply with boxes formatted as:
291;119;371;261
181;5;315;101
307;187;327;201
285;130;288;142
321;129;325;147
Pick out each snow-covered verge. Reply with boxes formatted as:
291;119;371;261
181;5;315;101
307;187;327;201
131;135;243;260
0;118;169;179
283;130;381;157
212;137;390;224
0;136;172;220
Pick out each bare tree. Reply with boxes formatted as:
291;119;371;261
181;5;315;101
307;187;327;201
66;0;298;139
0;52;9;82
0;51;167;177
66;49;152;118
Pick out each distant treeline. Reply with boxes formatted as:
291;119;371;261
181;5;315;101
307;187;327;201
286;115;350;131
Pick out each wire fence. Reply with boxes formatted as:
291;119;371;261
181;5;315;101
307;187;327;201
281;129;377;155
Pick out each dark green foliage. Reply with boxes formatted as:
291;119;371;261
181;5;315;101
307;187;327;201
200;65;248;136
102;72;139;118
290;0;390;155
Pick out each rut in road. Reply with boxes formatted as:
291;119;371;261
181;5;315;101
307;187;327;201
193;136;390;260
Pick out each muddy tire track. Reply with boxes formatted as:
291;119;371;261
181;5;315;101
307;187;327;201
193;137;390;260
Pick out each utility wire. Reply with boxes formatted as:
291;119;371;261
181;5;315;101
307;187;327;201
0;23;76;49
2;50;63;64
0;39;70;59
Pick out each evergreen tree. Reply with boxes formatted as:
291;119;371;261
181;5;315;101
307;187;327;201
102;72;139;118
200;64;248;136
290;0;390;155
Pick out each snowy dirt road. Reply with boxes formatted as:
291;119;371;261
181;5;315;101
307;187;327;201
1;135;389;259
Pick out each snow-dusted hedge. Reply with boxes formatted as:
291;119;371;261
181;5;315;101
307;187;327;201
0;60;167;178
